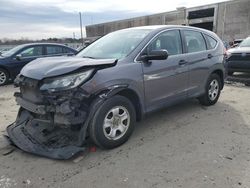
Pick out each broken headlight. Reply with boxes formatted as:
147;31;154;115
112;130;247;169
40;69;94;92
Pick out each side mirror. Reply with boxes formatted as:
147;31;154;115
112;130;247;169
139;50;169;61
16;54;22;60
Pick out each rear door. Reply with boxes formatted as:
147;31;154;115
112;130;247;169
181;30;211;97
141;29;189;112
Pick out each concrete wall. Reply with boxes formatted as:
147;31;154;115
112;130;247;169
86;10;185;37
217;0;250;41
86;0;250;42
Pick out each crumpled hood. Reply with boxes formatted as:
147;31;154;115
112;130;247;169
21;56;117;80
228;47;250;54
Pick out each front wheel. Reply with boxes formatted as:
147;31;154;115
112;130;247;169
89;95;136;149
198;74;222;106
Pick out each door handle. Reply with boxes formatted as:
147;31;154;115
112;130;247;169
208;54;213;59
179;60;188;65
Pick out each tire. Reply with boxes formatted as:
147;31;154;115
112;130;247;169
0;68;9;86
228;71;234;76
89;95;136;149
198;74;222;106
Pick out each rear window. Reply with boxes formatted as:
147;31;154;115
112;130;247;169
204;34;217;50
46;46;63;55
63;48;74;54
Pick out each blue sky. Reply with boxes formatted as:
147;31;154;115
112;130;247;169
0;0;229;39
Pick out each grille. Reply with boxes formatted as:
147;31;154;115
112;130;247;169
19;76;44;103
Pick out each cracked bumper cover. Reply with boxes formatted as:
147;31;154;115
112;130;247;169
7;110;85;159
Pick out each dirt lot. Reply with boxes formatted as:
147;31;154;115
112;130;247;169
0;84;250;188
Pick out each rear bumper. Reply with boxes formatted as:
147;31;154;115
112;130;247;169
7;109;85;159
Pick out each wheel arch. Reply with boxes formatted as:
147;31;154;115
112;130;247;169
0;65;10;84
94;85;143;122
0;65;10;77
211;69;224;89
116;88;143;122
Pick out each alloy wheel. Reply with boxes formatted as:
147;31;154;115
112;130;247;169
0;71;7;85
208;79;219;101
103;106;130;140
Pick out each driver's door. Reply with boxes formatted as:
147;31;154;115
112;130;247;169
141;29;189;112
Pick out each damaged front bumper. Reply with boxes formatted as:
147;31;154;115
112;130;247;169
7;77;97;159
7;90;108;159
7;75;126;159
7;109;85;159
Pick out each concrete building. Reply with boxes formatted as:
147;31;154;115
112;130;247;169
86;0;250;42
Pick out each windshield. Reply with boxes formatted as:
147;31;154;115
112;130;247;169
1;45;25;57
77;29;151;59
239;37;250;47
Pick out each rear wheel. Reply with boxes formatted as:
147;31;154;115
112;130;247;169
0;68;9;86
198;74;222;106
89;95;136;149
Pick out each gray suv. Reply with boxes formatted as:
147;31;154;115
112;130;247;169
6;26;226;159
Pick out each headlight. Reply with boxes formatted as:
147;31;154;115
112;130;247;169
40;69;93;92
226;51;232;59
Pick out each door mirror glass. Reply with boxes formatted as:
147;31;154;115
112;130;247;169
140;50;169;61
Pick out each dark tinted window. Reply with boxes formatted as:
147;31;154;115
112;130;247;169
19;46;43;57
183;30;206;53
63;47;74;54
148;30;182;56
205;34;217;49
46;46;63;55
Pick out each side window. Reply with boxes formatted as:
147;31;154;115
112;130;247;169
63;47;74;54
19;46;43;58
204;34;217;50
148;30;182;56
183;30;206;53
46;46;63;55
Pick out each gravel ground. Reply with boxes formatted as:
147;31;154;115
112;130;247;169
0;84;250;188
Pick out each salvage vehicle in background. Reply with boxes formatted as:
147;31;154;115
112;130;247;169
0;43;77;86
227;37;250;75
6;25;226;159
